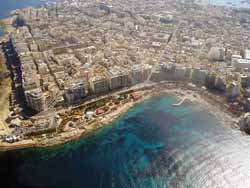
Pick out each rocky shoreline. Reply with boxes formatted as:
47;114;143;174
0;89;150;151
0;16;16;41
0;84;242;152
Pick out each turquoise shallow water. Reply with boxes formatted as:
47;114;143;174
1;0;250;187
1;95;250;188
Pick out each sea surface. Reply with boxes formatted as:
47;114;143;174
0;0;54;36
0;0;249;37
198;0;250;8
0;0;45;19
1;0;250;187
0;0;248;19
1;95;250;188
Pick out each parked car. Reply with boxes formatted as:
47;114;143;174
4;135;18;143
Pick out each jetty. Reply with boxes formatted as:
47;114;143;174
172;97;192;107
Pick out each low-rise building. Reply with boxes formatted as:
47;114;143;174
232;58;250;71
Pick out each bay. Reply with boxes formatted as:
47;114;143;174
0;0;54;37
1;95;250;188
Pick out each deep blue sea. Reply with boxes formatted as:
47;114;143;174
1;0;250;187
0;0;45;19
1;95;250;188
0;0;54;36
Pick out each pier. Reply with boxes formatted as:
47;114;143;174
172;97;192;107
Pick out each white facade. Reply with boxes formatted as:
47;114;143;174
244;49;250;60
232;58;250;71
90;77;109;94
64;80;87;104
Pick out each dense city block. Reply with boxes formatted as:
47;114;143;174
2;0;250;148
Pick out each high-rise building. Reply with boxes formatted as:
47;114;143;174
25;88;47;112
89;76;109;95
105;67;129;90
191;68;207;87
64;80;87;104
130;64;152;85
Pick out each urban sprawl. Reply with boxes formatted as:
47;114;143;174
1;0;250;150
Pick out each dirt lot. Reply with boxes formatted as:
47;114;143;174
0;54;11;134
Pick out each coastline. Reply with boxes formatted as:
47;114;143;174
0;16;17;41
0;88;151;151
0;83;240;152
